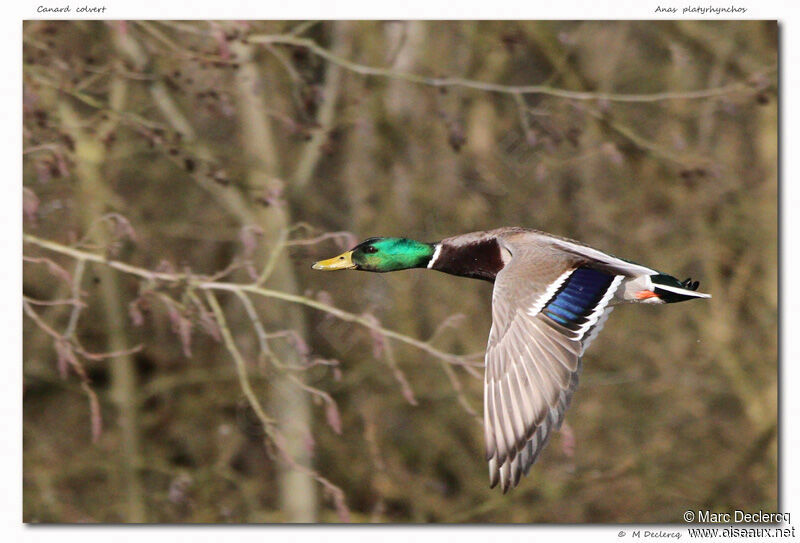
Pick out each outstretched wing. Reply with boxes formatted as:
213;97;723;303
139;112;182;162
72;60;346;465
484;240;624;492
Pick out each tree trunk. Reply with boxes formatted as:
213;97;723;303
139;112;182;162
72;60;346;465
231;37;317;523
59;100;147;523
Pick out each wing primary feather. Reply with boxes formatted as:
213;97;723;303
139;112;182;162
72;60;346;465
502;460;512;494
548;405;559;429
530;437;544;466
514;342;549;431
510;453;523;488
510;362;537;436
483;379;496;461
500;458;511;493
522;440;535;475
505;365;529;443
505;326;544;419
496;377;519;461
491;382;511;464
514;334;551;424
555;390;569;429
488;456;499;488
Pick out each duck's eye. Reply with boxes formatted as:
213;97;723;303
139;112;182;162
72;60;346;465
363;246;378;254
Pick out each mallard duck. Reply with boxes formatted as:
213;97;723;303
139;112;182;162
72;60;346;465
312;227;710;492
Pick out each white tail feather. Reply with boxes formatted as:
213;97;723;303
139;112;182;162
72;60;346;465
653;283;712;298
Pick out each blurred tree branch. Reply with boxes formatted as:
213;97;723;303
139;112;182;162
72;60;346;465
246;33;775;102
56;84;148;521
291;21;351;193
24;233;482;371
205;290;349;521
24;226;481;522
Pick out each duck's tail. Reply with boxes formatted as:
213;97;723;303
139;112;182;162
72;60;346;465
647;274;711;303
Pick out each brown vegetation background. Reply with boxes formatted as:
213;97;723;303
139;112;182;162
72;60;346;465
22;20;777;523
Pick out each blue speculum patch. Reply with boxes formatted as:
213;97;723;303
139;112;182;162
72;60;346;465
542;267;614;328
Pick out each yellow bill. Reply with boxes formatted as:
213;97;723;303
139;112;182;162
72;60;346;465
312;250;356;270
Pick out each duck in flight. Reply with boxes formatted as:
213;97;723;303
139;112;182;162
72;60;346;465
313;227;710;492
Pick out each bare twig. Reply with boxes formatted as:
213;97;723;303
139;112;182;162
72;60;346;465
23;298;142;363
438;359;480;420
292;21;351;192
255;228;288;286
23;301;104;442
284;231;356;248
205;291;278;428
206;290;350;521
24;234;482;370
63;259;86;339
232;288;282;370
287;21;322;37
585;106;707;168
22;296;84;307
246;34;775;103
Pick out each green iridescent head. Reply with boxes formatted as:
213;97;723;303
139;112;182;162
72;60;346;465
313;237;435;272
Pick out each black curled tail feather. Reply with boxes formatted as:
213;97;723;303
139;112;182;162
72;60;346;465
651;274;711;303
680;277;700;291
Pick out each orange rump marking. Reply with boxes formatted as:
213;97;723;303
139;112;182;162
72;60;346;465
636;290;661;300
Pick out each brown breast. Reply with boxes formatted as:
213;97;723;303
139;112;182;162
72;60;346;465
431;237;508;282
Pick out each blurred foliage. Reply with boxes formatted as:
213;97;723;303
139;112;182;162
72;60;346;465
23;20;777;523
